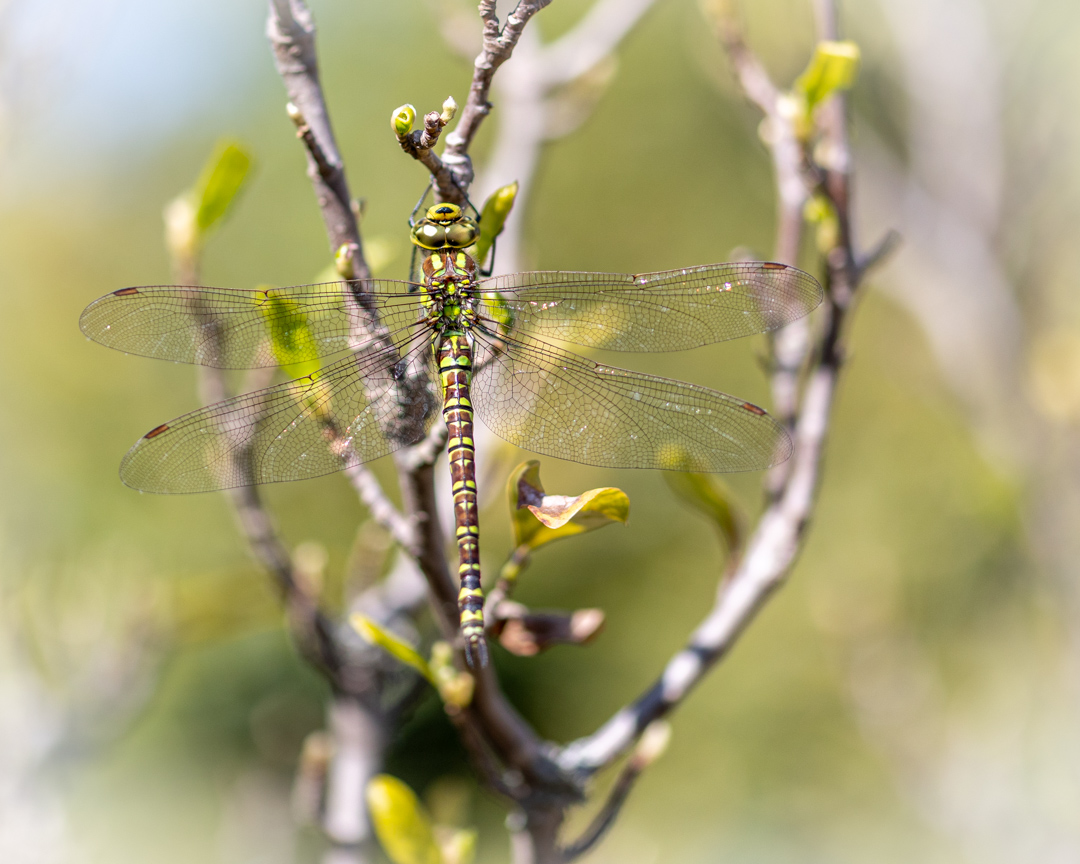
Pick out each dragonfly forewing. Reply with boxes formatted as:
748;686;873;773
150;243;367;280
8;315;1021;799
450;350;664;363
79;281;430;369
480;262;822;353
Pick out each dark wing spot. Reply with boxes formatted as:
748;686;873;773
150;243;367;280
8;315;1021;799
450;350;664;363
144;423;170;439
741;402;767;416
113;287;140;296
761;262;787;270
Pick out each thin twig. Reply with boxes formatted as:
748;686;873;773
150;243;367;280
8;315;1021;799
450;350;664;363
287;101;338;186
561;756;644;860
344;463;415;551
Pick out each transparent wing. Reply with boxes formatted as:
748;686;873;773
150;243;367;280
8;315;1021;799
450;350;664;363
478;262;822;352
80;279;428;369
120;330;438;493
470;328;790;473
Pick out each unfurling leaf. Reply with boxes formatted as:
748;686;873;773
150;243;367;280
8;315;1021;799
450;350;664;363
664;470;743;554
351;614;435;683
193;142;253;234
165;140;252;261
794;40;861;113
502;461;629;581
474;181;518;267
366;775;443;864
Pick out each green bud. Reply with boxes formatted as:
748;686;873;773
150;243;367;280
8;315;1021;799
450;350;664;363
474;181;519;266
803;193;839;254
335;243;356;280
440;96;458;124
392;104;416;138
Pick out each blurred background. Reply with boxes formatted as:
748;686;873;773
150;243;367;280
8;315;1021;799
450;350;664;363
2;0;1080;862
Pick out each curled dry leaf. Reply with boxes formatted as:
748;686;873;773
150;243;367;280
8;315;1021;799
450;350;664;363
508;460;629;550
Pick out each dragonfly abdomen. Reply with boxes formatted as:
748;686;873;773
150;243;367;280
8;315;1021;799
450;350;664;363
437;330;489;669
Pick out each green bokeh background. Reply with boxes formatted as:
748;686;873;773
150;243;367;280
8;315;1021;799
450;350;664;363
2;0;1077;862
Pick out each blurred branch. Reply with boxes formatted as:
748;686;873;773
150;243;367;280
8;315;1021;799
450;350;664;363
170;207;346;689
344;463;415;551
560;0;893;777
267;0;371;281
473;0;657;274
706;1;813;488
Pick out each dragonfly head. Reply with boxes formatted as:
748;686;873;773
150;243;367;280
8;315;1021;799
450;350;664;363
411;203;479;251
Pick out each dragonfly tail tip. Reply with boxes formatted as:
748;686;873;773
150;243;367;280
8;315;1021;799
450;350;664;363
464;635;489;670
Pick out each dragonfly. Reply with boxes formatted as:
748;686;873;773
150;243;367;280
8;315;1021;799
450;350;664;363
80;203;822;667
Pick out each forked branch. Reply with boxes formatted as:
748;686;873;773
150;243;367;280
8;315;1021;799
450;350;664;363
560;0;895;779
439;0;553;190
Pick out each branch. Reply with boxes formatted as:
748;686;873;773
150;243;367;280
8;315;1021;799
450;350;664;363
537;0;656;87
344;463;416;551
560;349;842;772
473;0;658;276
171;224;345;685
706;1;813;493
267;0;371;281
441;0;553;192
559;0;882;777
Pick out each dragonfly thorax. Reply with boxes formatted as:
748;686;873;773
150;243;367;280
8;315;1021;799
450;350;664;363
422;248;481;332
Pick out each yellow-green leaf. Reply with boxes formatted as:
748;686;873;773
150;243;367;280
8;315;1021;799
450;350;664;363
474;181;518;267
794;40;861;113
366;775;443;864
351;615;434;683
193;141;252;234
664;471;743;553
256;286;321;379
506;460;629;553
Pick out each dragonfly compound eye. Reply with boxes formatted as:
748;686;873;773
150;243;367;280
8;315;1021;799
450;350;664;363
411;222;446;250
445;220;478;248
